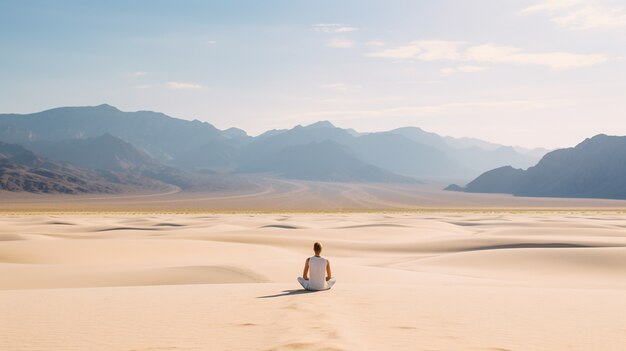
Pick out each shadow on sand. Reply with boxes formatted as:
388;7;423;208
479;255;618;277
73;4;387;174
256;289;318;299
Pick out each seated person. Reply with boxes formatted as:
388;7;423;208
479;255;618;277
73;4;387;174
297;242;336;291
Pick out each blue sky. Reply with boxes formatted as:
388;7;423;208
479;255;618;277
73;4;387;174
1;0;625;148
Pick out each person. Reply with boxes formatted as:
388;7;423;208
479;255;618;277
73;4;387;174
297;242;336;291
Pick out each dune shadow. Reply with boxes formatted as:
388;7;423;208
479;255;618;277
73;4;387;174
45;221;76;225
153;223;185;227
256;289;317;298
468;242;598;251
334;223;409;229
260;224;302;229
448;222;484;227
0;234;25;241
95;227;160;232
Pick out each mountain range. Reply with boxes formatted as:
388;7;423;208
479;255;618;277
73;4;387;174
1;141;128;194
446;134;626;200
0;104;548;193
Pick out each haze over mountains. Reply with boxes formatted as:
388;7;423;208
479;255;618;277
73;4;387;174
1;141;128;194
2;105;626;200
0;104;548;193
447;134;626;200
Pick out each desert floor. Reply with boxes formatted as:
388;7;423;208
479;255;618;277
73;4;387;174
4;180;626;212
1;209;626;350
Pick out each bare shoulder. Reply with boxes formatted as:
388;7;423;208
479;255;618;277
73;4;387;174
305;257;310;263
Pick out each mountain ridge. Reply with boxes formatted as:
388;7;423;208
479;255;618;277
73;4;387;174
0;141;123;193
447;134;626;199
1;104;552;189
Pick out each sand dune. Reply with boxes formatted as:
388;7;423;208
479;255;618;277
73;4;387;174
0;211;626;350
1;212;626;350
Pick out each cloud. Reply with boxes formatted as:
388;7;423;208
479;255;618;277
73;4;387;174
132;71;148;77
440;66;486;76
520;0;626;30
552;6;626;30
439;67;456;76
520;0;578;14
365;43;423;59
465;43;607;69
167;82;202;90
134;84;152;89
458;65;487;73
328;38;354;48
367;40;608;70
290;99;576;121
365;40;385;47
366;40;463;60
321;83;362;92
313;23;358;33
206;40;217;45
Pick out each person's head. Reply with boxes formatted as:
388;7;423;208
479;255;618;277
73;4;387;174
313;242;322;255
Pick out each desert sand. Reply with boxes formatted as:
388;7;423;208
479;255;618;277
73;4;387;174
1;209;626;350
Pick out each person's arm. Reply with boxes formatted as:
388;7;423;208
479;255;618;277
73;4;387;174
303;258;310;280
326;260;332;281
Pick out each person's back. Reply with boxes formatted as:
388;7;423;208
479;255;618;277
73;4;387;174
297;242;336;291
307;255;328;291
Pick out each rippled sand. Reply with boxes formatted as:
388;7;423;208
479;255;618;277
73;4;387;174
1;212;626;350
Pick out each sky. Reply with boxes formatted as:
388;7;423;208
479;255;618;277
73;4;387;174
1;0;625;148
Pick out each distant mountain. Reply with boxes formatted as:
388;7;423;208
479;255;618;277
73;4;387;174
0;104;237;169
443;135;504;151
446;166;525;194
222;127;251;142
240;139;413;182
237;121;354;173
239;121;459;179
0;104;550;184
447;134;626;199
349;132;461;178
389;127;543;177
0;142;121;193
25;134;200;190
27;133;158;171
443;135;549;158
389;127;450;150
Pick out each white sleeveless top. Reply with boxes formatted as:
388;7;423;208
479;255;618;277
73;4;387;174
308;256;328;290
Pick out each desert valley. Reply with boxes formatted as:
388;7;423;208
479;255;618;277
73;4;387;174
2;106;626;350
3;1;626;350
